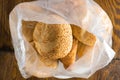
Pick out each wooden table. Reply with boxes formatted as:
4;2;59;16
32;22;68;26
0;0;120;80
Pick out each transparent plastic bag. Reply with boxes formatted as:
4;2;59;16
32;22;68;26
9;0;115;79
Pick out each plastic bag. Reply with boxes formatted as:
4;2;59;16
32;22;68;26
9;0;115;79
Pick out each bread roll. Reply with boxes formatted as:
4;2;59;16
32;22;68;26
22;20;37;42
71;24;96;46
33;22;73;60
60;38;78;68
77;42;86;58
38;55;58;69
30;41;58;68
77;41;93;58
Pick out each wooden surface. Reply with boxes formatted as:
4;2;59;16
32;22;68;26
0;0;120;80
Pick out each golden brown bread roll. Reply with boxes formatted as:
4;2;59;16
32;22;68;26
30;41;58;69
33;22;73;60
60;38;78;68
77;41;93;58
77;42;86;58
22;20;37;42
38;55;58;69
71;24;96;46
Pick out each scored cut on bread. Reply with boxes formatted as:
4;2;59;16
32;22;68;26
60;37;78;69
71;24;96;46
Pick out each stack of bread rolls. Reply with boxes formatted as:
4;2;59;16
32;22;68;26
22;17;96;69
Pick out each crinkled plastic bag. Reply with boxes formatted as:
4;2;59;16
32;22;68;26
9;0;115;79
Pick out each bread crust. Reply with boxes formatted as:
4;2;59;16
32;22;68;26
71;24;96;46
33;22;73;60
22;20;37;42
60;38;78;68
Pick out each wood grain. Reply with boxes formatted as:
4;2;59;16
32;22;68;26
0;0;120;80
0;0;23;50
0;0;32;50
0;52;120;80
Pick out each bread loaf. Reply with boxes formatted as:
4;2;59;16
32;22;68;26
22;20;37;42
77;42;86;58
33;22;73;60
71;24;96;46
30;41;58;68
77;41;93;58
60;38;78;68
38;55;58;69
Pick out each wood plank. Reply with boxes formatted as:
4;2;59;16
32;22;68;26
0;0;120;80
0;52;120;80
0;0;33;49
89;60;120;80
0;52;25;80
